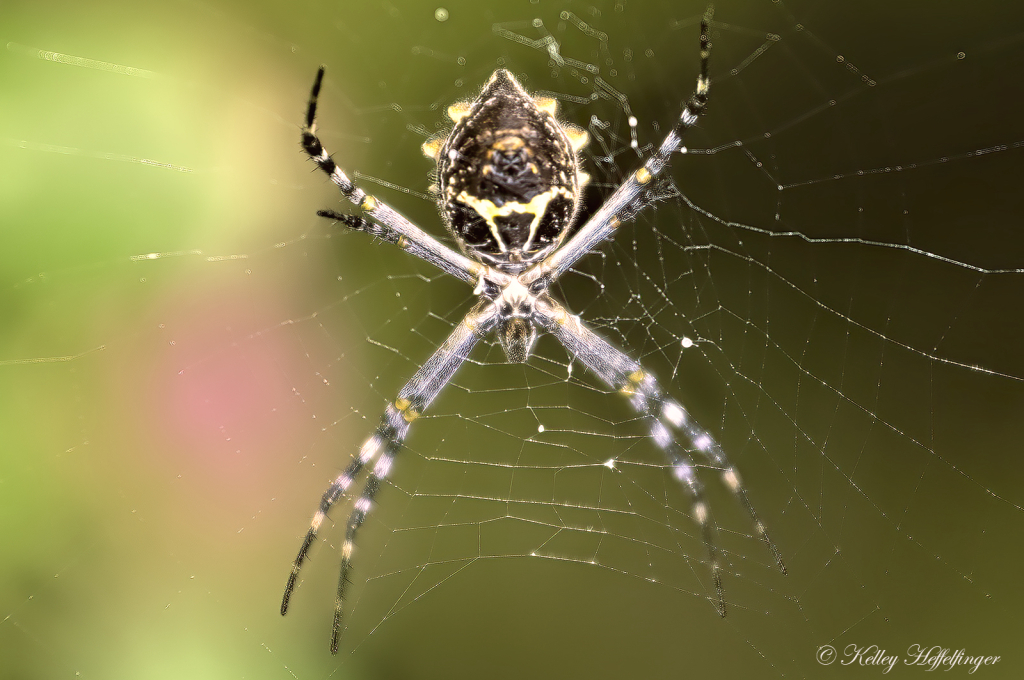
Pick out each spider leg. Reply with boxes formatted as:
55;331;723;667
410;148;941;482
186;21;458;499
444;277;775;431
316;209;488;286
536;296;785;616
303;67;483;286
280;301;499;653
523;8;714;288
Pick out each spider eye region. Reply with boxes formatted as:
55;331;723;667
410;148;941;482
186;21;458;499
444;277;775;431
436;69;587;267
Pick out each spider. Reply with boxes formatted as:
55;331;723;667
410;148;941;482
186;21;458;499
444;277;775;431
282;10;785;654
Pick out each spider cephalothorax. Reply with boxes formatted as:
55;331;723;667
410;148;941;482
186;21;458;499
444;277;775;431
286;10;785;655
423;69;590;269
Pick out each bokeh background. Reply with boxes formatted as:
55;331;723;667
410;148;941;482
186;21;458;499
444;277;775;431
3;0;1024;678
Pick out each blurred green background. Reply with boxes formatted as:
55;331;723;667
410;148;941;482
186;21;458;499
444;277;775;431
3;0;1024;678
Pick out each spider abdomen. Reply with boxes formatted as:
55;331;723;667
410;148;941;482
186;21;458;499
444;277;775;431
428;69;590;269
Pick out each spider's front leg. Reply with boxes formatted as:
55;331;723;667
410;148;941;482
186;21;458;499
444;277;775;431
316;210;489;287
535;296;785;615
281;301;499;654
303;68;483;286
523;8;713;289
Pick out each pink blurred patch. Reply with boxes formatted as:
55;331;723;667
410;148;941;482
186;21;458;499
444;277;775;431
145;277;315;483
169;336;290;451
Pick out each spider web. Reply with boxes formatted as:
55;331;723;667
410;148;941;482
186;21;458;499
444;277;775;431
3;0;1024;678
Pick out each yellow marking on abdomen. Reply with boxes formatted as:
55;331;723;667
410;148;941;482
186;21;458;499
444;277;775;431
457;187;570;252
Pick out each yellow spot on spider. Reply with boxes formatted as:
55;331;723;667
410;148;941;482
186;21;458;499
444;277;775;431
614;372;638;399
394;397;419;422
533;96;558;116
447;100;472;123
635;167;652;184
361;195;378;211
619;369;646;395
421;137;444;161
562;123;589;152
396;235;409;249
492;136;526;153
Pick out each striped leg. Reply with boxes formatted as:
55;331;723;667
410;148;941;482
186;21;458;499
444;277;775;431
280;302;499;653
536;296;785;616
316;210;482;285
302;67;482;286
523;8;714;288
280;447;373;616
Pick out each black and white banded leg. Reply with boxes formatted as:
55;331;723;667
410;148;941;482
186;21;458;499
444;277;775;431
302;67;483;286
523;8;713;289
536;296;785;615
281;302;499;653
316;210;457;274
